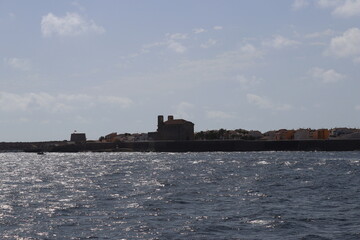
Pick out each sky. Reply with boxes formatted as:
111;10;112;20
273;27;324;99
1;0;360;141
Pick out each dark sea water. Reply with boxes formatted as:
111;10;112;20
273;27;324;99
1;151;360;240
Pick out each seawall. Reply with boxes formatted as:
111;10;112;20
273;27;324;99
50;139;360;152
0;141;63;152
1;139;360;152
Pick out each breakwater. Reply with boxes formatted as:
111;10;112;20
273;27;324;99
0;141;63;152
121;139;360;152
2;139;359;152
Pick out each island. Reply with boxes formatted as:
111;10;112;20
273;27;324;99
1;115;360;152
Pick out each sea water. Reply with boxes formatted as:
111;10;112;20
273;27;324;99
0;151;359;239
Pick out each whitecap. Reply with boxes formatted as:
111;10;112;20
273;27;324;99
0;204;13;211
127;202;140;208
247;219;272;225
256;160;270;165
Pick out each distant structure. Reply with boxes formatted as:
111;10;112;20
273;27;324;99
275;129;295;140
265;128;331;141
313;129;330;140
294;129;312;140
104;132;117;142
70;132;86;143
149;115;194;141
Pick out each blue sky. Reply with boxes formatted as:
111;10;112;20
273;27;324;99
1;0;360;141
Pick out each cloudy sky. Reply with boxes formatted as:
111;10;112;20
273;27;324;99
1;0;360;141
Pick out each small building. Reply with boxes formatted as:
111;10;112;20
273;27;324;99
149;115;194;141
263;130;277;140
275;129;295;140
70;133;86;142
248;130;263;139
104;132;117;142
132;133;148;141
313;129;330;140
338;132;360;139
294;129;311;140
331;128;358;137
115;133;134;142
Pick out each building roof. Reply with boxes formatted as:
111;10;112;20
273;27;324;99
164;119;194;125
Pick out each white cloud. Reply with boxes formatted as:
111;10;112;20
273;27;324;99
0;92;32;111
174;102;194;119
206;110;234;119
166;33;188;40
178;44;263;80
71;1;86;11
144;33;187;53
305;29;335;39
4;57;31;71
166;33;187;53
246;94;292;111
0;92;132;113
241;44;260;54
317;0;340;8
236;75;261;89
142;41;164;49
309;67;345;83
263;35;300;49
292;0;310;10
0;92;57;112
333;0;360;17
41;12;105;37
246;94;272;109
114;44;264;95
355;105;360;111
98;96;133;108
200;39;217;48
213;26;223;30
326;28;360;58
167;40;187;53
58;93;92;102
317;0;360;17
354;56;360;64
193;28;206;34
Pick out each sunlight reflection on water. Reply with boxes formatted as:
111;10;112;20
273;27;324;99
0;151;359;239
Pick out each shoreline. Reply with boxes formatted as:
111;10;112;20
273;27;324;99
1;139;360;152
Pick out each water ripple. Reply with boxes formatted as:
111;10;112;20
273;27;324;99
0;151;360;239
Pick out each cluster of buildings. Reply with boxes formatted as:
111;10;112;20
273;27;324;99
71;115;360;143
263;128;360;140
264;129;330;140
102;132;148;142
194;129;263;140
99;115;194;143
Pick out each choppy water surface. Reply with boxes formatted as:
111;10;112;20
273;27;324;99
1;152;360;239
